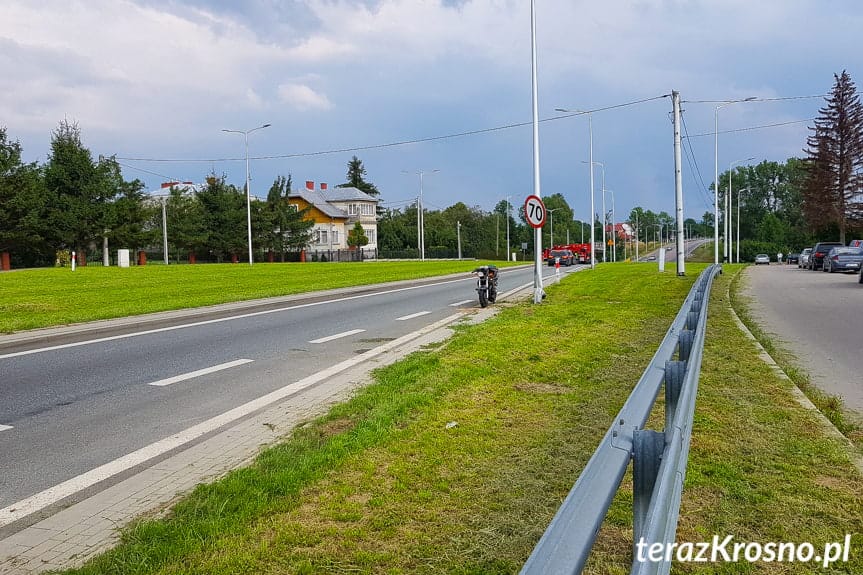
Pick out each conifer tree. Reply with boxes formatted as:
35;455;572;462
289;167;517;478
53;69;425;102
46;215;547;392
803;71;863;242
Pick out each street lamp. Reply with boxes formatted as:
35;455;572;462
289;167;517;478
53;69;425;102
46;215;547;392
605;189;616;262
735;187;750;263
556;108;596;269
714;97;755;264
506;195;512;262
580;159;605;262
222;123;271;265
547;207;561;247
729;157;754;264
402;169;439;261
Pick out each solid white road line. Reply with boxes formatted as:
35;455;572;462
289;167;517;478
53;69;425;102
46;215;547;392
0;275;487;360
147;359;254;387
449;299;474;307
0;425;12;432
0;312;465;528
396;311;431;321
308;329;365;344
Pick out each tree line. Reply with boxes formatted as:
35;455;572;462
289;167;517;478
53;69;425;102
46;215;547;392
0;121;318;267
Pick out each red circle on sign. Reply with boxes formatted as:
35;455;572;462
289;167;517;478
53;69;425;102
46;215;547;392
524;195;546;229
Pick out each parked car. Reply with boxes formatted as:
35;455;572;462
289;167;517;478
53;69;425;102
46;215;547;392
786;253;799;264
546;249;574;267
823;246;863;273
754;254;770;265
798;247;812;269
809;242;844;270
848;239;863;248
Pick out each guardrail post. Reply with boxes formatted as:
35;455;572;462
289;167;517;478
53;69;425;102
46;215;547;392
633;429;665;553
677;330;694;362
664;360;686;439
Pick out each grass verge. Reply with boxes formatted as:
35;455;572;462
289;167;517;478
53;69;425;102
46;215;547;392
56;265;862;574
0;261;521;333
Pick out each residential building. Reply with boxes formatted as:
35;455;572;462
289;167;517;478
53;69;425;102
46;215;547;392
287;181;378;251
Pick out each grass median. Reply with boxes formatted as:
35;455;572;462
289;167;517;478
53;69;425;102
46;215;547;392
0;261;522;333
57;264;861;574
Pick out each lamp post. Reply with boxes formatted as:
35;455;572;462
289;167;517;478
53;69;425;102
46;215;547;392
729;157;754;264
222;123;271;265
457;220;462;260
161;196;168;265
714;97;755;264
506;195;512;262
556;108;596;269
547;207;561;247
735;187;750;263
580;159;605;261
403;169;439;261
605;189;616;261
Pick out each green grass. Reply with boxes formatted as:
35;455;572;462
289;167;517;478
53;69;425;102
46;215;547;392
54;265;862;574
0;261;521;333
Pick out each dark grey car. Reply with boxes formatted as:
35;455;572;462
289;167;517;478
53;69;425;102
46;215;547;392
823;246;863;273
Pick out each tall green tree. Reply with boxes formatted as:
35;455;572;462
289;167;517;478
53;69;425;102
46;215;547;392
347;221;369;248
338;155;379;197
44;120;119;262
0;128;51;266
803;71;863;242
165;187;207;260
261;174;314;259
197;174;246;261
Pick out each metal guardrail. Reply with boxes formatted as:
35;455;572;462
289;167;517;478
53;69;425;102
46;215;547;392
520;264;722;575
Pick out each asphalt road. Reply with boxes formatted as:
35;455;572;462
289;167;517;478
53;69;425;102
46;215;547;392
742;263;863;416
0;264;582;508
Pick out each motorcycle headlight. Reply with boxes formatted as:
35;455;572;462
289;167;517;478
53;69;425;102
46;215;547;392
478;272;485;278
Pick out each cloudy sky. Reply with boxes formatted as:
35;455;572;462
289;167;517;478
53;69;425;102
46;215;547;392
2;0;861;224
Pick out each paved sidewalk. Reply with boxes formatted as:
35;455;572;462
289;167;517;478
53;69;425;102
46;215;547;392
0;309;491;574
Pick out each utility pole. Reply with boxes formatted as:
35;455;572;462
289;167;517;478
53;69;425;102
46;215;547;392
506;195;512;262
673;90;685;276
530;0;543;303
635;211;639;262
457;221;462;260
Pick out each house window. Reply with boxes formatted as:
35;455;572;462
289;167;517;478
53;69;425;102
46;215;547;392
348;203;375;216
364;228;376;244
288;204;299;212
317;229;328;245
332;230;339;245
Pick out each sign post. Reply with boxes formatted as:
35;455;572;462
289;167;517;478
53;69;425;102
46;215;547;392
524;194;546;303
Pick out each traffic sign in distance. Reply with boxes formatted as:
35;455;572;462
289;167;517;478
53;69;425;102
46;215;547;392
524;195;546;229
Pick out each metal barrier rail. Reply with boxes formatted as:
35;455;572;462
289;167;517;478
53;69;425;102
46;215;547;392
520;264;722;575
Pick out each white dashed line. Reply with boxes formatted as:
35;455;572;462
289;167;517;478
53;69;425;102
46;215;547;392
309;329;366;344
147;359;254;387
396;311;432;321
449;300;474;307
0;425;13;432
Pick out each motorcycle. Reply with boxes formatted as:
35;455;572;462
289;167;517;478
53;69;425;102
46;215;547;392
473;265;498;308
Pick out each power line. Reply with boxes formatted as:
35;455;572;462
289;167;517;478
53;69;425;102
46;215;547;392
680;113;713;211
684;117;815;138
115;94;672;164
682;94;827;104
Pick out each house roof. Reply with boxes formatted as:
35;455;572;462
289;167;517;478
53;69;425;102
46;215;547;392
321;186;378;203
288;189;349;219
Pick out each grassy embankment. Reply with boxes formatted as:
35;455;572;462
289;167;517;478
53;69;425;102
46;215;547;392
54;264;861;574
0;261;522;333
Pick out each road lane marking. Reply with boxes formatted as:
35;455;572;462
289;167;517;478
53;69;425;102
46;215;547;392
0;425;12;432
309;329;365;344
0;273;521;360
147;359;254;387
396;311;431;321
449;300;474;307
0;312;465;528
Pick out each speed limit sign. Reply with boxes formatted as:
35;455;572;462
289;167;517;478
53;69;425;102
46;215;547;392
524;195;546;229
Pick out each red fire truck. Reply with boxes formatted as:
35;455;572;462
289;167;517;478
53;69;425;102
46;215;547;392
542;243;593;264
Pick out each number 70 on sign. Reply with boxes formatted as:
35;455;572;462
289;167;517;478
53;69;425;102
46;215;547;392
524;195;546;229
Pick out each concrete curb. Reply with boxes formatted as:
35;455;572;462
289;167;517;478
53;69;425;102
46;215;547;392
725;275;863;476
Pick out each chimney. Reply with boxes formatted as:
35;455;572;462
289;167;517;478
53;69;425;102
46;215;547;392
320;182;328;190
305;180;314;190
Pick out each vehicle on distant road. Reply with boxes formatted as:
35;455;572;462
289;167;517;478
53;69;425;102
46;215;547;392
799;248;812;269
754;254;770;265
786;253;799;265
809;242;845;270
546;249;574;267
647;255;656;261
823;246;863;273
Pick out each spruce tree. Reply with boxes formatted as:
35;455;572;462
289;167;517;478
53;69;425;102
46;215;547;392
803;71;863;242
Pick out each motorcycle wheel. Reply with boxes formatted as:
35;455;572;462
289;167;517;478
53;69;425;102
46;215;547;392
488;290;497;303
478;290;488;308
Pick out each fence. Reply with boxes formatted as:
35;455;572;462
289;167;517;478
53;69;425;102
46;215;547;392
520;264;722;575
